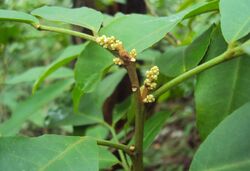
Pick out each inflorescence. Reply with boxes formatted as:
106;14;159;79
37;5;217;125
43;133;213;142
143;94;155;103
97;35;159;103
113;58;124;65
142;66;159;103
144;66;159;90
96;35;137;65
96;35;122;51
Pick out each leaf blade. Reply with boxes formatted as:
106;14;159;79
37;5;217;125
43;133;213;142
195;26;250;139
31;6;103;32
156;25;214;77
143;111;170;151
0;135;99;171
0;9;39;25
101;1;218;53
0;79;73;136
220;0;250;42
190;102;250;171
74;42;113;94
32;44;87;93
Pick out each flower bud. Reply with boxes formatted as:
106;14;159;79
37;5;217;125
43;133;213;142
113;58;124;65
143;94;155;103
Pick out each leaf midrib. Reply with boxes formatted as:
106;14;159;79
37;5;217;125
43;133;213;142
224;58;241;116
231;17;250;42
38;137;86;171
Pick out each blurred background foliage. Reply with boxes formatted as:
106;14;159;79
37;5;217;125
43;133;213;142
0;0;219;170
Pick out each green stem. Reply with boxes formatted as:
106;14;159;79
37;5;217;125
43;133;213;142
102;122;131;171
133;99;144;171
154;46;244;98
125;63;144;171
33;24;96;42
96;139;132;156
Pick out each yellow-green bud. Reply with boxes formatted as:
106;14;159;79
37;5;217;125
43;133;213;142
113;58;124;65
143;94;155;103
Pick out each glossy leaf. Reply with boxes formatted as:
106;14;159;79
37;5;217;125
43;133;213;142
185;26;214;69
190;102;250;171
101;1;218;53
0;135;99;171
156;46;186;77
0;9;39;25
33;44;86;93
50;93;104;127
143;111;170;150
99;147;119;169
67;69;126;124
101;14;182;53
93;68;126;108
242;40;250;55
195;27;250;139
183;0;219;19
31;6;103;32
156;26;213;77
0;79;73;136
5;67;73;84
137;49;161;63
220;0;250;43
86;125;109;139
85;126;119;168
48;112;101;127
74;42;113;93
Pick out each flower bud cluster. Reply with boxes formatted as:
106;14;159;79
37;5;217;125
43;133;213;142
113;58;124;65
143;94;155;103
129;48;137;62
96;35;123;51
144;66;159;90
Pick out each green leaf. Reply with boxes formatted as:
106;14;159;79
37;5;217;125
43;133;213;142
6;67;73;84
86;125;109;139
74;42;113;93
63;69;126;124
101;1;218;53
190;102;250;171
72;46;115;111
143;111;170;151
195;26;250;139
0;9;39;25
33;44;87;93
93;68;126;108
220;0;250;43
156;26;213;77
50;93;104;127
183;0;219;19
0;79;73;136
242;40;250;55
185;26;214;69
49;113;101;127
31;6;103;32
48;113;100;127
100;14;181;53
99;147;119;169
156;46;186;77
137;49;161;63
0;135;99;171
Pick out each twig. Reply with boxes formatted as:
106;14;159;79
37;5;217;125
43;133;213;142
96;139;133;156
153;45;244;98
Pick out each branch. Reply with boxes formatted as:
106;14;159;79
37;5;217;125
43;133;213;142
33;24;96;42
122;56;144;171
96;139;133;156
153;45;244;98
101;122;131;171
